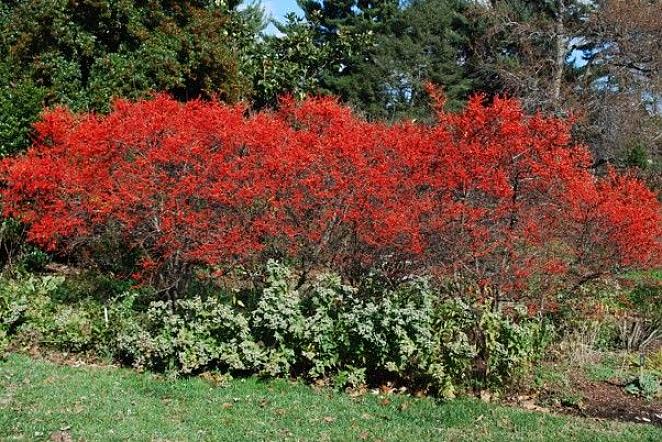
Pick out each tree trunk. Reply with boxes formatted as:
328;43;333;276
552;0;567;108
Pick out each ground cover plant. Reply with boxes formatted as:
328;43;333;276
0;266;549;397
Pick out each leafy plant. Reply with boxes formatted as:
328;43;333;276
2;93;659;300
624;373;661;400
0;0;253;155
0;275;62;353
107;262;549;395
251;260;305;376
116;296;263;375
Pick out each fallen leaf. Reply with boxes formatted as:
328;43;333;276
348;386;368;397
49;430;73;442
519;399;550;413
379;383;395;395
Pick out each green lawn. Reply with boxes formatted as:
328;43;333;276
0;355;660;441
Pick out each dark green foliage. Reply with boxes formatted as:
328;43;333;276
246;13;351;107
0;218;50;274
292;0;477;120
0;62;46;155
301;0;399;114
375;0;476;118
295;0;396;117
623;144;652;171
0;0;250;154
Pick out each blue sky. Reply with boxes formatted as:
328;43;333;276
261;0;303;20
251;0;303;35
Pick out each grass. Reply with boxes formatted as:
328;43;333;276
1;355;661;441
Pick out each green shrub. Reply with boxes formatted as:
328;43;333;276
116;296;264;375
309;273;549;395
0;62;46;156
0;280;28;353
0;218;51;274
0;276;61;353
1;274;139;356
1;263;550;396
106;263;551;394
624;372;661;400
478;304;551;388
16;276;112;353
0;1;253;156
301;273;446;391
251;261;305;376
55;271;137;304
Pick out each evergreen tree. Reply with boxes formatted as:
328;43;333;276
293;1;479;120
296;0;401;119
376;0;476;119
247;13;352;108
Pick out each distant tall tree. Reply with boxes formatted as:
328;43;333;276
578;0;662;176
375;0;476;119
294;0;476;120
296;0;400;118
465;0;661;180
246;13;354;108
465;0;591;112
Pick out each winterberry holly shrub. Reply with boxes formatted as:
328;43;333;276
1;93;660;302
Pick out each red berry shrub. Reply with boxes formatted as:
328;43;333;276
2;94;660;298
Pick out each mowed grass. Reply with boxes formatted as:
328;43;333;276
0;355;660;442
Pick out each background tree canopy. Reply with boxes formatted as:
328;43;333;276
0;0;659;176
0;0;256;155
294;0;476;120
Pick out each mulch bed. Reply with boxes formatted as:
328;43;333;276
565;375;662;426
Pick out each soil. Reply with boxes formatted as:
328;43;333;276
561;374;662;426
9;343;115;369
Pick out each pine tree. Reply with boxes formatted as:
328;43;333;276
297;0;400;118
376;0;476;119
295;0;476;120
